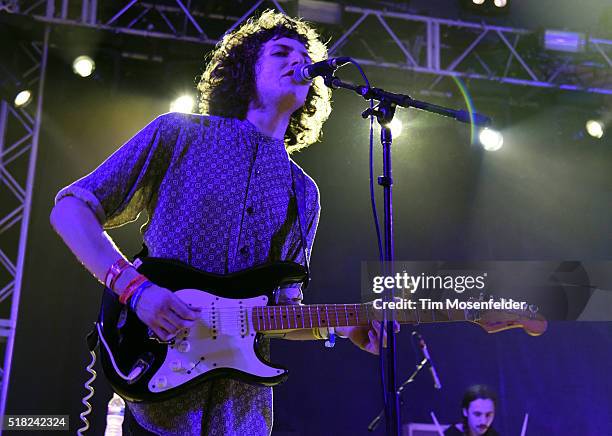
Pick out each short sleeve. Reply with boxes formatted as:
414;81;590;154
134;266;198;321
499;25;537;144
54;113;181;229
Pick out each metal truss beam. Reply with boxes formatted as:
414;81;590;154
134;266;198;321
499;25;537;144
331;7;612;96
4;0;288;44
0;23;49;420
4;1;612;95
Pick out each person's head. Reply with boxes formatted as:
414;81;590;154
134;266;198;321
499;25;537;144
461;385;497;436
198;10;332;153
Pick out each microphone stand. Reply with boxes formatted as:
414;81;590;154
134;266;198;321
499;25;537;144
367;351;434;432
321;74;490;436
323;76;492;126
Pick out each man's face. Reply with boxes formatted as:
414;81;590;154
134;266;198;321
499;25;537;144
463;398;495;436
252;36;312;113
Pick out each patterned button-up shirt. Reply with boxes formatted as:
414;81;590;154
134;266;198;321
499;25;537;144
55;112;320;435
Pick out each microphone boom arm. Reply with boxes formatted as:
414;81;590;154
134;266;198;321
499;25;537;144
323;76;491;127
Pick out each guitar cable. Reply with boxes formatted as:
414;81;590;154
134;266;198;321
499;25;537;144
342;59;389;423
77;350;97;435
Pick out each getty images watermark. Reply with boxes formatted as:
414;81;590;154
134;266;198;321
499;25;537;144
370;271;529;311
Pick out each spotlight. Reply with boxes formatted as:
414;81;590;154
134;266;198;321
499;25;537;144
72;55;95;77
388;118;403;138
377;118;403;138
14;89;32;108
462;0;509;14
479;128;503;151
543;30;586;53
585;120;604;139
170;95;195;113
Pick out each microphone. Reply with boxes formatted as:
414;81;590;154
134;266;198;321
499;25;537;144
293;57;351;84
413;332;442;390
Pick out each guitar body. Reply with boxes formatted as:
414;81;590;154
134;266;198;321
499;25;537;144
97;257;307;402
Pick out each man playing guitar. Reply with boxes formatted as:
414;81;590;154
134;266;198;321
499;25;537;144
50;10;391;435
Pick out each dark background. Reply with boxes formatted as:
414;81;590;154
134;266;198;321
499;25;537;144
3;1;612;434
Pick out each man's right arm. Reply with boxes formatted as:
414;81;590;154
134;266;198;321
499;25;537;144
49;196;199;340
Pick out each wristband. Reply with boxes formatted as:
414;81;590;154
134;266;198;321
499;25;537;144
119;275;148;304
129;281;153;312
105;258;132;291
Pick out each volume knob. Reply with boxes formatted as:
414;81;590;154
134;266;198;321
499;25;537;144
170;360;183;372
177;341;191;353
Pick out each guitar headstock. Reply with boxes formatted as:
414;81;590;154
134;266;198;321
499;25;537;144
474;309;548;336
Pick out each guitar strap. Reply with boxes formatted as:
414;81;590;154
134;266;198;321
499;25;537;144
290;163;311;290
132;163;311;289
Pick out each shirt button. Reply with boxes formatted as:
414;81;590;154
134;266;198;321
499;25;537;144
246;206;254;214
239;246;248;255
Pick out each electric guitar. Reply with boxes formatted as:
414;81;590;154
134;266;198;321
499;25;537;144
96;257;547;402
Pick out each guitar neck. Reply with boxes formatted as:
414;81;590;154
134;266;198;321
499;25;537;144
252;303;469;332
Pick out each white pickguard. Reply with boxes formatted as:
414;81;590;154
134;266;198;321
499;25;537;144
148;290;286;393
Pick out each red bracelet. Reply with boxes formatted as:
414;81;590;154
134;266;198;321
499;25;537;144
105;259;132;291
119;275;148;305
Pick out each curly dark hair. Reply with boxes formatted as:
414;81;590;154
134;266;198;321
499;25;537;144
197;10;332;153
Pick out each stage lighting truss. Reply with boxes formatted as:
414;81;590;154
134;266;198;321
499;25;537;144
328;7;612;96
6;0;611;96
0;25;50;421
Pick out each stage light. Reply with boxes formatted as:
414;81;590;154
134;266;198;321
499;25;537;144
479;128;503;151
298;0;342;25
72;55;95;77
170;95;195;113
463;0;509;15
14;89;32;108
585;120;604;139
389;118;403;138
543;30;586;53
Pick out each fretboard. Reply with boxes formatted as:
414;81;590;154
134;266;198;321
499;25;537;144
252;303;472;332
